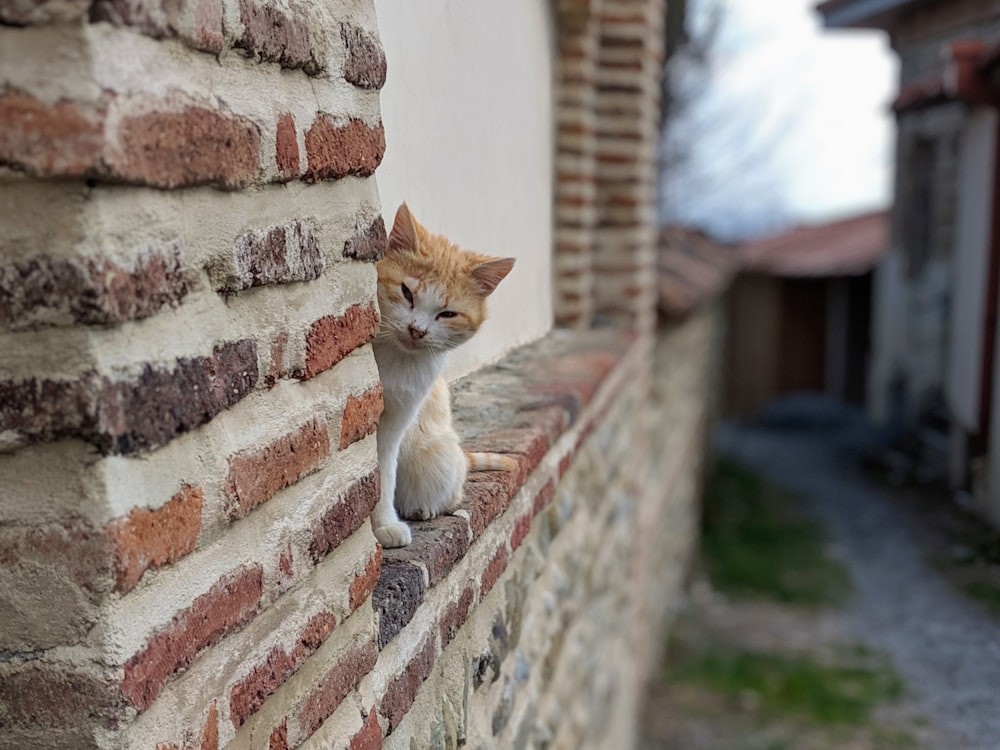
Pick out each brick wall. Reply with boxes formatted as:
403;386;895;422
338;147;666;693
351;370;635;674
1;0;705;747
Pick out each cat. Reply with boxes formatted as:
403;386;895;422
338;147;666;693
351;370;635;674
370;202;517;548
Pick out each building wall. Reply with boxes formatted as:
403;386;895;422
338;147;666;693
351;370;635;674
373;0;556;379
0;0;700;748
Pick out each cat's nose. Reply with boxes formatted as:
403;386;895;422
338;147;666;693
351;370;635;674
408;325;427;340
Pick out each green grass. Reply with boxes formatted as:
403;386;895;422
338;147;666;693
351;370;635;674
701;459;851;607
962;580;1000;616
672;646;903;726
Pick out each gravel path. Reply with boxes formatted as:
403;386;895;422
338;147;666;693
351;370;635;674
714;396;1000;750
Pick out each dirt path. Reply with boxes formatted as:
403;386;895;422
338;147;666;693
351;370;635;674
710;397;1000;750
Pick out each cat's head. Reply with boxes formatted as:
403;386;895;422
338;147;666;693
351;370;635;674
376;202;515;354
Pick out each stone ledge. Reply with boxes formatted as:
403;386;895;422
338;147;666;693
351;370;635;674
371;328;635;650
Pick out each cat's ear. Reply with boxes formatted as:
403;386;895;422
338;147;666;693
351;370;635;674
387;202;419;256
471;257;515;296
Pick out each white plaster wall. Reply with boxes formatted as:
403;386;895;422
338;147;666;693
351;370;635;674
372;0;555;379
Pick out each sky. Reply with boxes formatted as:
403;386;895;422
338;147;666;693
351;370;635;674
660;0;899;241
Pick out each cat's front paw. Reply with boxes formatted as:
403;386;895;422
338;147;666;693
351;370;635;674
373;521;412;548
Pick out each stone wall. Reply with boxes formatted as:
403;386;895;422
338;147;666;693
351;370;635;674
0;0;708;748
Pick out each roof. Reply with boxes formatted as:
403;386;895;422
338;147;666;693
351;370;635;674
738;210;889;277
658;226;739;317
817;0;921;29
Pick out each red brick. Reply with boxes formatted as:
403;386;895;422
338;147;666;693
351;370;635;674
480;544;508;597
511;510;533;551
236;0;322;74
341;24;387;89
222;220;322;292
350;709;383;750
340;385;383;449
0;245;190;330
230;611;337;728
460;480;512;539
303;116;385;183
439;586;474;648
225;420;331;520
343;216;387;261
269;721;289;750
297;637;378;740
303;303;379;380
105;484;204;594
349;546;382;612
380;636;436;733
275;113;300;179
110;106;261;189
309;471;380;562
532;479;556;517
0;88;105;178
122;565;264;711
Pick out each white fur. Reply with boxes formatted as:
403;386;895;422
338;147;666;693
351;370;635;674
370;339;445;548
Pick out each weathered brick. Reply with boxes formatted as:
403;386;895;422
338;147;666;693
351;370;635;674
192;0;224;53
297;637;378;741
110;106;261;189
464;428;549;482
225;420;330;520
461;480;512;539
349;546;382;612
229;611;337;728
0;88;106;177
236;0;322;74
156;702;220;750
380;636;436;733
372;559;425;649
266;330;291;387
383;515;469;587
341;24;387;89
89;0;178;39
440;586;475;648
303;303;379;380
1;0;90;24
122;564;264;711
0;662;123;728
340;385;383;449
269;721;289;750
0;521;111;594
511;510;533;551
532;479;556;517
343;216;386;261
303;117;385;183
0;244;190;330
0;339;259;454
219;220;323;292
106;484;203;593
480;544;508;598
349;709;382;750
308;471;379;561
275;113;300;179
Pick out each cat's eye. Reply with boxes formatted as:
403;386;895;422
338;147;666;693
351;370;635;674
437;311;458;320
401;283;414;306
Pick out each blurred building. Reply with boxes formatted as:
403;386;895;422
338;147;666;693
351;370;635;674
821;0;1000;517
727;211;888;419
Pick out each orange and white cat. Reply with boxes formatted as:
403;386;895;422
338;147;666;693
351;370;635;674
371;203;517;548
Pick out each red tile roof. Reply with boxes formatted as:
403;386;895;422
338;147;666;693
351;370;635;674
738;210;889;277
658;226;739;316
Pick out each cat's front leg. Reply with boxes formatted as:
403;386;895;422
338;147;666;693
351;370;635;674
372;404;413;548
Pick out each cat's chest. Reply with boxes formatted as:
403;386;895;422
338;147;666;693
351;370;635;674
372;342;445;405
